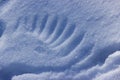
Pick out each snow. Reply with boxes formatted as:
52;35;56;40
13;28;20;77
0;0;120;80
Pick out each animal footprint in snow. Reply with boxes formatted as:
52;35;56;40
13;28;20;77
2;13;79;58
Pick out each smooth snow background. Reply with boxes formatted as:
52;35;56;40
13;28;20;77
0;0;120;80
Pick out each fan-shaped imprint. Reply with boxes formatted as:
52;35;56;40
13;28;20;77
11;13;81;57
0;13;81;80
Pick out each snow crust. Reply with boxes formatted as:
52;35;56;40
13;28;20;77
0;0;120;80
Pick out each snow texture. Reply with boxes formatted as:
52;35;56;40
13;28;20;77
0;0;120;80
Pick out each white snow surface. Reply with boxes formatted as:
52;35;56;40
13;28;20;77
0;0;120;80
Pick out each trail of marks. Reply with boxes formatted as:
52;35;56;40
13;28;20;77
39;14;58;41
49;23;76;47
45;16;68;44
